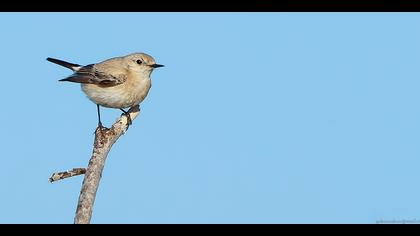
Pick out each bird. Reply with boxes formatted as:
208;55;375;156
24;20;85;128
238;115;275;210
47;52;164;129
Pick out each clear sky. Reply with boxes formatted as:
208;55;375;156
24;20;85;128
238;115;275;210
0;13;420;224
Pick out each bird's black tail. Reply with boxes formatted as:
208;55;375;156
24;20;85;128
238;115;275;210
46;57;81;71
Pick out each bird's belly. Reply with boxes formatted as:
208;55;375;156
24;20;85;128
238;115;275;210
81;80;151;109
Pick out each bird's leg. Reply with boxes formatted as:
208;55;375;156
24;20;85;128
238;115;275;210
96;105;108;133
120;108;132;126
97;105;104;128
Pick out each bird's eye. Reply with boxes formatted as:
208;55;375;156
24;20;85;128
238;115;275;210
136;60;143;65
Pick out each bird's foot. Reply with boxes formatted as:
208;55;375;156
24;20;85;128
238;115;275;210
120;109;132;129
95;122;109;136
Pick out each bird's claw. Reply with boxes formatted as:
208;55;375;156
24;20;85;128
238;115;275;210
120;110;132;129
95;122;108;135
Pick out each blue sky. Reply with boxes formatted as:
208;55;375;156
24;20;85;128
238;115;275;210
1;13;420;223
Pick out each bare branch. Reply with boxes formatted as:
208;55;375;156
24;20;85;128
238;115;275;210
73;105;140;224
49;168;86;183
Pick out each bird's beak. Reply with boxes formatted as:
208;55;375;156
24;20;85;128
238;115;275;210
150;64;164;68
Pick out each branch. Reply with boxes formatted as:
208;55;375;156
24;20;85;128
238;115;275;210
49;168;86;183
73;105;140;224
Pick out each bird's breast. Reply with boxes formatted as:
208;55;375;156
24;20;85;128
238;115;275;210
81;77;151;109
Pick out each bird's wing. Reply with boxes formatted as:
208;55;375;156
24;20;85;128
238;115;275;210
59;64;127;87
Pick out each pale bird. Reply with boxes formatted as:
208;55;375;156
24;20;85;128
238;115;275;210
47;52;164;128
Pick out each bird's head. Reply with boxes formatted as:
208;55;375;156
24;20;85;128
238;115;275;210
124;53;164;74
